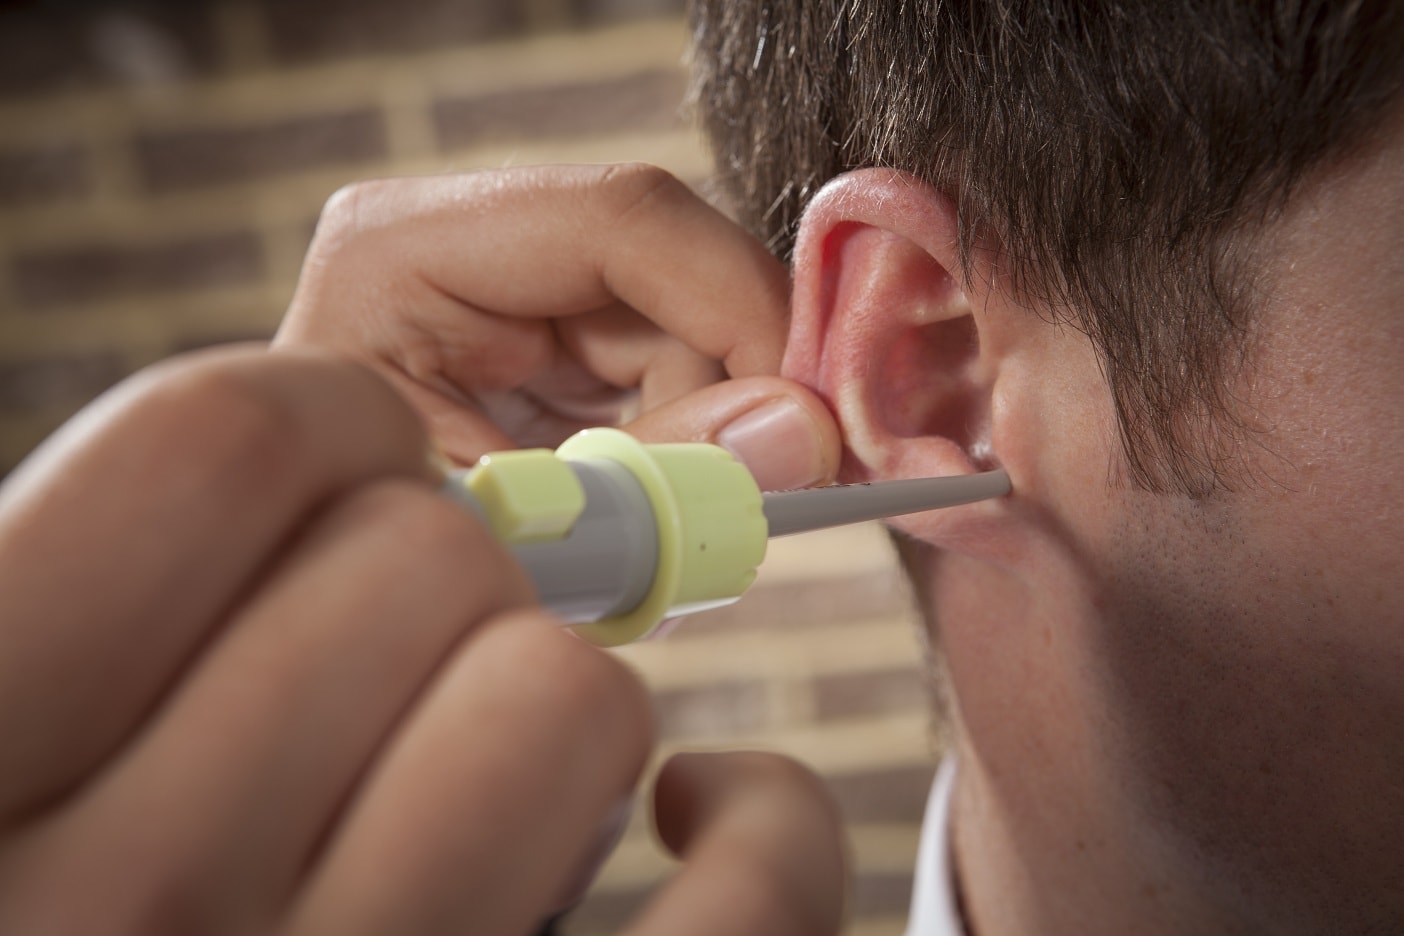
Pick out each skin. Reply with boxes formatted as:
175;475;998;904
0;165;847;934
781;103;1404;932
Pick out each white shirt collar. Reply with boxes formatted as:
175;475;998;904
905;757;967;936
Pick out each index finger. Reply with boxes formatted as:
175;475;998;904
281;164;791;379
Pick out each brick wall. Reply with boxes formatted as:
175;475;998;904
0;3;942;933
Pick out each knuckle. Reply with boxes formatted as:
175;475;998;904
311;178;388;252
596;162;689;222
24;824;213;934
737;752;840;824
508;619;655;755
332;480;539;611
554;637;652;737
747;751;825;794
134;353;306;491
354;480;504;567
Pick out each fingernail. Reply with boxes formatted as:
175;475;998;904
717;397;827;492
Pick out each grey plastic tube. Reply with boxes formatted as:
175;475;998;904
442;459;660;623
762;469;1011;538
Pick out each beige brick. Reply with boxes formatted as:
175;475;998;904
564;874;916;935
666;567;912;639
849;822;924;874
664;711;938;777
617;615;924;689
756;522;899;583
849;918;912;936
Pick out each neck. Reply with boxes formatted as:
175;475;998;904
915;530;1269;931
949;735;1240;936
923;553;1252;936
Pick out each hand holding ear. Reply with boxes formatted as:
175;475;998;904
276;164;840;492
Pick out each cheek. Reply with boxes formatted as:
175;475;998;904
1093;495;1404;924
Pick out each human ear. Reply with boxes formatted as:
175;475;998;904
783;170;1008;515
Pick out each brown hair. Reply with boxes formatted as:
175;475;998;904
688;0;1404;493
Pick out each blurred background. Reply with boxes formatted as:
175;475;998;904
0;1;941;932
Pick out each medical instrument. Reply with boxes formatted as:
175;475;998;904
440;428;1009;647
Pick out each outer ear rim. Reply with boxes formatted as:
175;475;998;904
787;168;973;375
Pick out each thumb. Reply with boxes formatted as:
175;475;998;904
623;377;841;492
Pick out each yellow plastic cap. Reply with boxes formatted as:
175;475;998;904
465;448;586;544
555;428;768;647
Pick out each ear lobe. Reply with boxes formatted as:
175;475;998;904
783;170;1001;497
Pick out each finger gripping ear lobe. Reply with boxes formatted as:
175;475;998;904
783;171;998;488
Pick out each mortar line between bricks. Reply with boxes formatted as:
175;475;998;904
848;917;913;936
647;711;940;775
0;20;689;135
0;285;279;343
588;824;924;895
379;73;438;164
770;676;818;729
521;0;575;32
82;105;141;213
616;616;924;686
0;248;13;313
260;221;315;291
211;0;272;73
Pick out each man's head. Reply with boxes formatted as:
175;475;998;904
689;2;1404;932
691;0;1404;493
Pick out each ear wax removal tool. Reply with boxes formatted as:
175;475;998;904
440;428;1010;647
